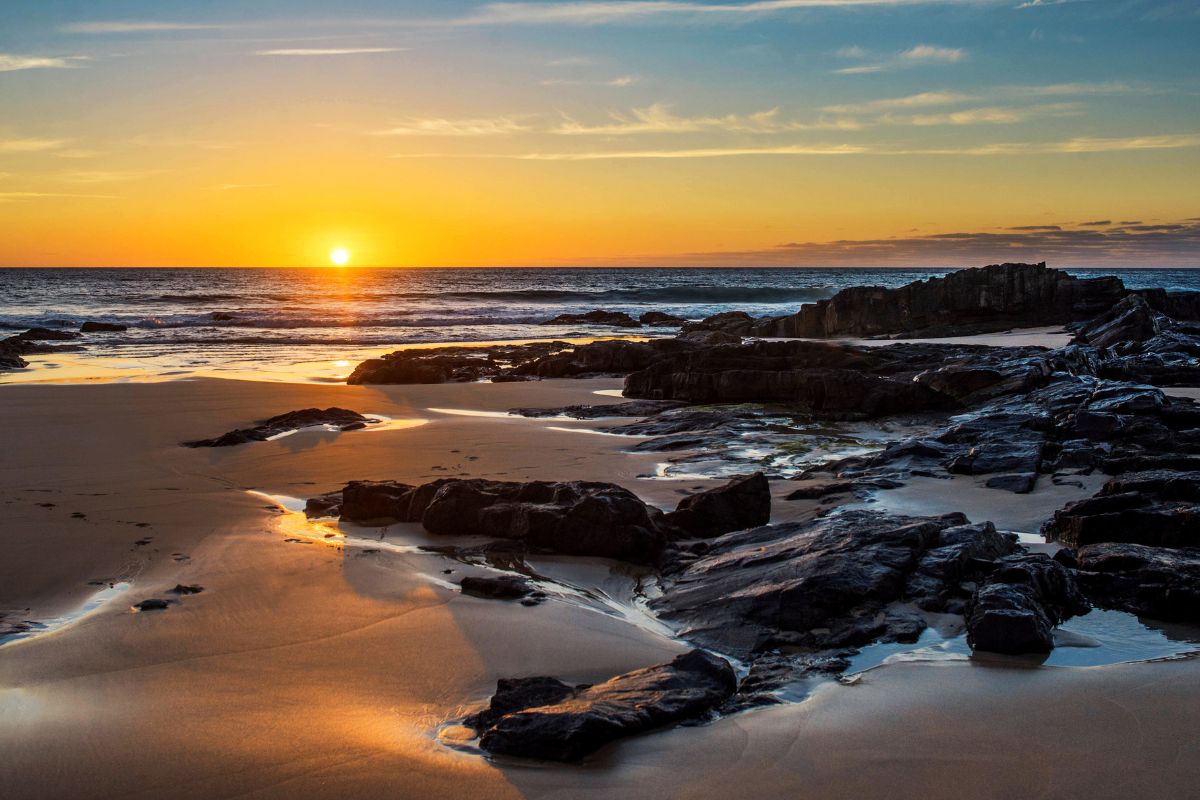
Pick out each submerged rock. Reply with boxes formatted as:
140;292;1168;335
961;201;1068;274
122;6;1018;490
640;311;687;326
475;650;736;761
663;472;771;538
182;407;377;447
542;310;641;328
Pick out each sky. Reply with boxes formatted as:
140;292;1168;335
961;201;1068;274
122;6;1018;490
0;0;1197;267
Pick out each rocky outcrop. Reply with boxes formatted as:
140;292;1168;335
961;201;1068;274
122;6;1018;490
509;399;687;419
182;407;377;447
1071;294;1162;350
346;342;573;384
8;327;81;342
1044;470;1200;549
80;321;128;333
756;262;1128;339
471;650;736;761
1075;542;1200;622
639;311;687;326
680;311;757;336
542;310;641;328
965;554;1089;655
663;472;771;538
0;340;27;370
653;511;975;656
459;575;543;602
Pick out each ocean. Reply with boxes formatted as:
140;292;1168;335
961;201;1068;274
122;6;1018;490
2;267;1198;382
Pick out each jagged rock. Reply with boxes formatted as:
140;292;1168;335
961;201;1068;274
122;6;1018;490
1044;470;1200;548
640;311;687;326
346;342;573;384
80;321;128;333
785;481;857;500
132;598;170;611
663;472;771;538
1075;542;1200;623
966;553;1089;654
0;341;27;370
339;480;419;524
465;676;579;733
10;327;81;342
652;510;972;656
984;473;1038;493
542;310;641;328
757;262;1128;339
511;338;698;379
675;329;742;346
680;311;756;336
182;407;376;447
304;491;342;519
476;650;736;761
1072;294;1162;350
904;522;1019;612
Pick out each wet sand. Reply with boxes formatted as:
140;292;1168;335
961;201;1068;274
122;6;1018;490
1;376;1198;799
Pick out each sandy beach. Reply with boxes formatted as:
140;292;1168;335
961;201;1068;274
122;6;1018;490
1;374;1198;799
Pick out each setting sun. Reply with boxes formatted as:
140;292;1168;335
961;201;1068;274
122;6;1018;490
329;247;350;267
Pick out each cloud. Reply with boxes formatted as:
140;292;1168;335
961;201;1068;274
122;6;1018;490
899;44;967;62
0;138;69;154
663;219;1200;267
541;74;641;86
391;130;1200;160
1079;220;1112;226
892;102;1080;126
551;103;862;134
0;191;117;202
255;47;406;56
823;91;975;113
0;54;88;72
375;116;532;136
58;170;150;184
834;43;968;73
454;0;993;26
61;21;231;34
1008;81;1140;96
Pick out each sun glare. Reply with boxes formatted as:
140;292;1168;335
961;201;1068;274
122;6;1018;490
330;247;350;266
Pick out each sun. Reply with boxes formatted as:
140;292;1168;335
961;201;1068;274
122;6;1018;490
329;247;350;267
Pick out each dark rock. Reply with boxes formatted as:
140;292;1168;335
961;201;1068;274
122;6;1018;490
210;312;234;321
663;472;771;538
680;311;756;336
169;584;204;595
509;400;686;419
340;480;417;524
786;481;856;500
346;341;573;384
477;650;736;761
675;329;742;346
304;491;342;519
10;327;82;342
759;262;1128;339
984;473;1038;493
133;598;170;611
0;340;27;370
639;311;687;326
465;676;579;732
460;575;537;600
652;510;971;655
1044;470;1200;549
904;522;1019;612
966;553;1089;654
182;407;376;447
1072;294;1162;350
542;310;642;328
80;321;128;333
1075;542;1200;622
421;479;666;564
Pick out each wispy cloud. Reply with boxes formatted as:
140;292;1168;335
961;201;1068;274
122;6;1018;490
541;74;641;87
0;191;118;203
657;218;1200;267
0;138;70;154
823;91;975;113
61;21;232;34
391;131;1200;160
0;54;88;72
255;47;406;56
834;43;968;73
890;102;1080;126
58;170;151;184
551;103;861;134
375;116;533;136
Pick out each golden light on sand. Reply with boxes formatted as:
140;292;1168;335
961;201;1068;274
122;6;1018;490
330;247;351;266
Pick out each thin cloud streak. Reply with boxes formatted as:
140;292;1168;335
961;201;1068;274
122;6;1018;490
255;47;406;56
61;21;233;34
0;54;86;72
0;138;70;154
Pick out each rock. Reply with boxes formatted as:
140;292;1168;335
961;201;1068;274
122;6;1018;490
421;479;666;564
169;584;204;595
663;472;771;538
80;321;127;333
346;341;572;384
639;311;687;326
476;650;736;761
904;522;1019;612
339;480;418;524
966;553;1089;654
1075;542;1200;623
509;400;686;419
675;329;742;346
210;312;235;321
10;327;82;342
304;491;342;519
652;510;971;655
465;676;579;732
182;407;376;447
759;262;1128;339
680;311;756;336
0;341;28;370
460;575;538;601
785;481;856;500
1044;470;1200;549
542;310;642;328
133;598;170;611
984;473;1038;493
512;339;696;379
1072;294;1162;350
